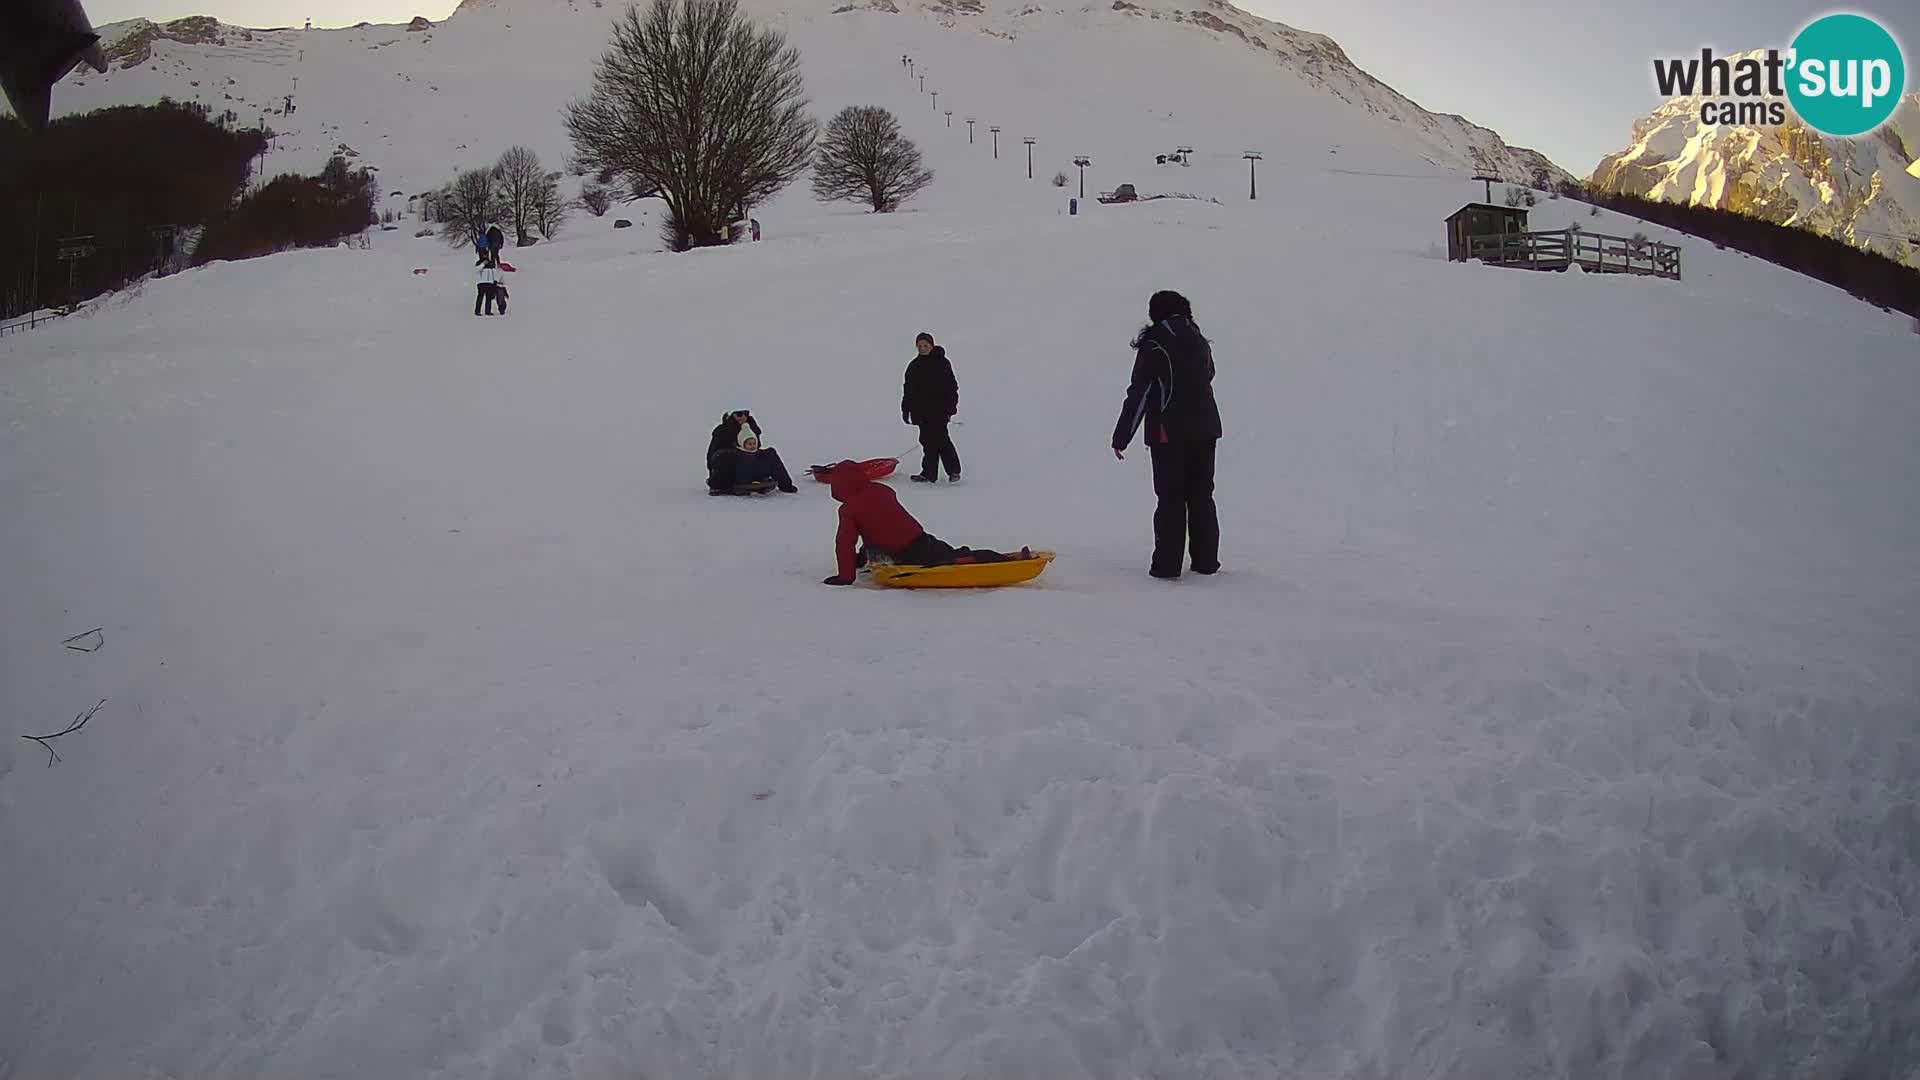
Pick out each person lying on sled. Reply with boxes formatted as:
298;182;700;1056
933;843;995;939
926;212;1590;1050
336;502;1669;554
822;460;1027;585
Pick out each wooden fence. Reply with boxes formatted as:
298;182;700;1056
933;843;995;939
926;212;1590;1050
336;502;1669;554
1468;229;1681;280
0;310;56;337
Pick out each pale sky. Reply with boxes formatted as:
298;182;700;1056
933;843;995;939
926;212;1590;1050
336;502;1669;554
76;0;1918;175
1238;1;1918;174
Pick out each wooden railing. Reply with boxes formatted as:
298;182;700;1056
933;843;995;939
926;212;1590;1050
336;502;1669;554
1468;229;1681;280
0;310;56;337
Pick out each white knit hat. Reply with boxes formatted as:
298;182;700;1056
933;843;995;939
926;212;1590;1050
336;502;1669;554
736;426;760;450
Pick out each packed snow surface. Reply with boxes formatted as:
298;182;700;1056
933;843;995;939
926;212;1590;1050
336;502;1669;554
5;13;1920;1080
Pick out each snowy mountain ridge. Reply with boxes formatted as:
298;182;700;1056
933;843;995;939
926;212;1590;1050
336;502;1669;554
1591;57;1920;266
43;0;1570;205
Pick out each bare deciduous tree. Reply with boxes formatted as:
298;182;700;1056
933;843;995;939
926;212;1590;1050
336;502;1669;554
581;182;614;216
532;175;569;240
811;105;932;213
494;146;548;246
565;0;816;251
437;167;506;247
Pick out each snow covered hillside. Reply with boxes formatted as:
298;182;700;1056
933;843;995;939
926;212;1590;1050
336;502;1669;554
1592;66;1920;267
38;0;1569;213
4;94;1919;1075
5;3;1920;1078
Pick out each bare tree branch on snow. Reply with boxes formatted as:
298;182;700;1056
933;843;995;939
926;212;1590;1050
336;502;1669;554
22;699;104;767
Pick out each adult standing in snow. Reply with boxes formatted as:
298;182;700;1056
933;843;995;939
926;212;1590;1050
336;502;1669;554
473;232;505;315
1112;290;1221;578
474;256;499;316
902;332;961;483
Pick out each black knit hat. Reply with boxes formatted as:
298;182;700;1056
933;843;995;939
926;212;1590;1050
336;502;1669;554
915;331;935;346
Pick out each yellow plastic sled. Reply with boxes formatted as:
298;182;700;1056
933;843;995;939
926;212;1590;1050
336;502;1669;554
870;550;1055;589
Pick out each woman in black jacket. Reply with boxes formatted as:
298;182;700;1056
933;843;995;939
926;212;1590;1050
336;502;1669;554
1112;290;1222;578
902;332;961;483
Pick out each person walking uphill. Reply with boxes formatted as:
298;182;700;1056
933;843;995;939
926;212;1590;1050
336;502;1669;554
902;332;961;483
1112;290;1222;578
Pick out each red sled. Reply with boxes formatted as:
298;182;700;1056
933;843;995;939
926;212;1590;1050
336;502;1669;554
809;457;897;482
498;261;517;272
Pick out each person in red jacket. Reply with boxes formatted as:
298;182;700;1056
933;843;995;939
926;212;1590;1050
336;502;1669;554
821;462;1027;585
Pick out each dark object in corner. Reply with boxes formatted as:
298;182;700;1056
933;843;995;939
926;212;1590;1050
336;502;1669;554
0;0;108;132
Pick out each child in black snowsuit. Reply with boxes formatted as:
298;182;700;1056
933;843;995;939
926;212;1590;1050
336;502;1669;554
732;429;796;489
902;331;960;482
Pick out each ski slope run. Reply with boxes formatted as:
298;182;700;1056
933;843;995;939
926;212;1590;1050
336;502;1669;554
49;0;1569;214
5;4;1920;1077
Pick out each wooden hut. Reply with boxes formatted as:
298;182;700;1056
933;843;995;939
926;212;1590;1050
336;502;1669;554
1444;203;1530;262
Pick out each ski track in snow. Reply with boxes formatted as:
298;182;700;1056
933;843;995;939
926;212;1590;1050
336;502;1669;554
5;7;1920;1078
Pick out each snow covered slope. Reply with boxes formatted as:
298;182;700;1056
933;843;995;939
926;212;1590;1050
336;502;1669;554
37;0;1569;210
5;2;1919;1078
1592;63;1920;266
2;79;1917;1076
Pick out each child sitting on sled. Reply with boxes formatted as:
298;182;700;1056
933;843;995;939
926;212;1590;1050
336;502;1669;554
732;428;797;491
822;460;1027;585
707;410;796;494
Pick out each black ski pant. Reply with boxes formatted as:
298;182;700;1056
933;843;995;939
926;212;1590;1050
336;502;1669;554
888;533;1012;567
709;448;794;491
475;284;497;315
1148;439;1219;576
734;447;795;489
707;448;742;491
915;418;961;479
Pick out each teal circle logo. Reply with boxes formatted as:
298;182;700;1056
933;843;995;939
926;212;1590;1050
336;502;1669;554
1786;13;1906;136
